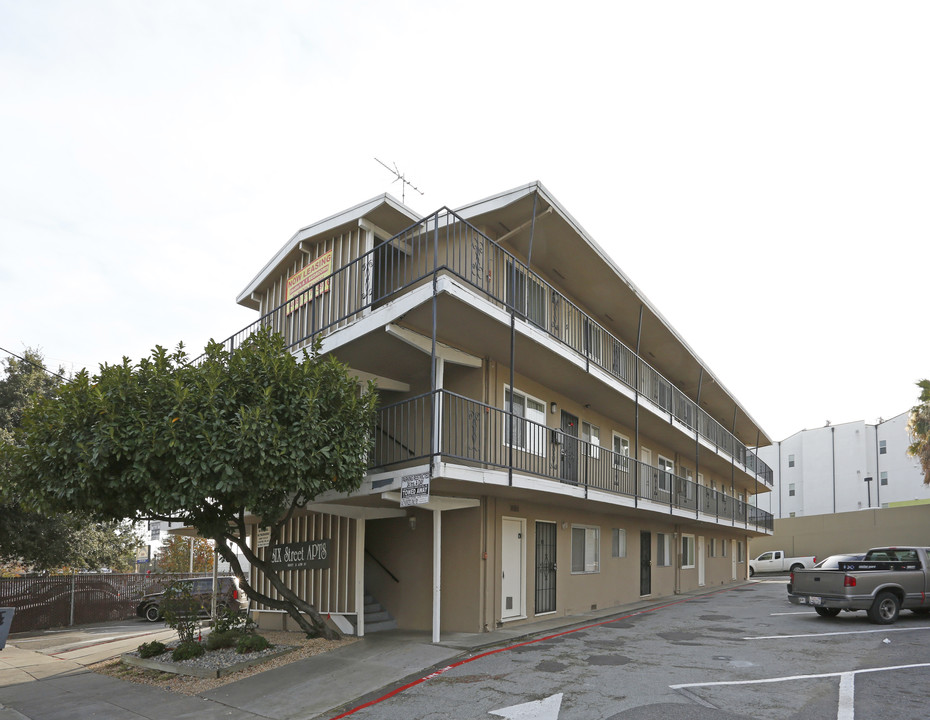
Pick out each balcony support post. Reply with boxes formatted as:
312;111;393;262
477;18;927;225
634;304;643;508
695;369;704;520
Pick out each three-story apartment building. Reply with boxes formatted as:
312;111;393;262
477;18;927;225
229;181;774;640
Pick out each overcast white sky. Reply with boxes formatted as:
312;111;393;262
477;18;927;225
1;1;927;443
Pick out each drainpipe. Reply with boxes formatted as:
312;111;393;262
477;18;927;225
874;421;881;507
831;427;836;513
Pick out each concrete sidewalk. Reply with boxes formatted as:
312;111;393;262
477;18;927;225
0;586;737;719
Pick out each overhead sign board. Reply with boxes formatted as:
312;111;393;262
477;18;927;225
268;539;331;572
401;472;430;507
256;527;272;549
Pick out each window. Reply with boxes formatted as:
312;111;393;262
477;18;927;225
788;483;796;497
722;539;728;557
737;541;744;562
571;526;600;573
681;535;696;568
611;528;626;558
709;538;717;557
506;260;547;327
582;421;600;459
879;439;887;455
612;433;630;468
880;471;888;486
788;454;795;468
789;512;796;518
657;455;674;493
656;533;672;567
504;387;546;455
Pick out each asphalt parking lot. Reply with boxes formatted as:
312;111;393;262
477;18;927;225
336;576;930;720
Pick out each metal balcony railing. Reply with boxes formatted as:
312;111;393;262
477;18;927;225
371;390;774;533
214;208;773;485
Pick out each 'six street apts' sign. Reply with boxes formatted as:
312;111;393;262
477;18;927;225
268;539;332;572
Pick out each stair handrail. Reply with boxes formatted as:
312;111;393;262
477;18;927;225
365;549;400;583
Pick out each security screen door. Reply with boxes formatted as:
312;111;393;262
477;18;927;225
535;521;557;614
640;531;652;596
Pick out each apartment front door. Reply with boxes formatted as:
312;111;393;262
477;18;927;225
560;411;579;484
501;518;525;620
535;521;557;614
640;531;652;595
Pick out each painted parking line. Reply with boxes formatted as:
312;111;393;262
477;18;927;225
745;626;930;640
671;663;930;720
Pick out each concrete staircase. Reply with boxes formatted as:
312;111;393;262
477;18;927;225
360;592;397;634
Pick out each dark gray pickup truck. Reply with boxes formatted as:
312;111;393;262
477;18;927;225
787;546;930;624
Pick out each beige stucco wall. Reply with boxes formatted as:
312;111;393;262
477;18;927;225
749;505;930;560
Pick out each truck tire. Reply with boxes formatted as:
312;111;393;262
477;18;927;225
789;563;804;573
868;591;900;624
815;607;841;618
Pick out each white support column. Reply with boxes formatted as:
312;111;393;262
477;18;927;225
432;508;442;643
355;518;365;637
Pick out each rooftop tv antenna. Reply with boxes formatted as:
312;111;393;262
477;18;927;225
375;158;424;204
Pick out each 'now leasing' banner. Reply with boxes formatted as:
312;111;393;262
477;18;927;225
286;250;333;314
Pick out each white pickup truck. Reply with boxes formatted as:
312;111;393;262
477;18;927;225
749;550;817;577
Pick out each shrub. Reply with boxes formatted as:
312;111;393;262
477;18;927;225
161;582;201;644
171;640;205;661
213;605;256;635
236;634;271;654
205;630;240;651
137;641;166;658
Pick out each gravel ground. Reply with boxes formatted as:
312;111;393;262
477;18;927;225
90;630;357;696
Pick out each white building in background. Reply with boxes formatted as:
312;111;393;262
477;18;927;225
142;520;250;575
751;411;929;518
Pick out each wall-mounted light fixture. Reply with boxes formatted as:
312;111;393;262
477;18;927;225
550;402;557;414
408;515;417;531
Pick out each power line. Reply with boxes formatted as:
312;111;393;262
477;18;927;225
0;346;69;381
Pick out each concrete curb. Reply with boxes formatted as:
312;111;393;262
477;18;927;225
120;645;297;679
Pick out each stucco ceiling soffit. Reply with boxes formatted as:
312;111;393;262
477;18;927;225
381;492;481;512
384;323;483;368
495;205;555;248
348;368;410;392
307;503;408;520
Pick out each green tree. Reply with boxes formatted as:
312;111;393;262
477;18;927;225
907;378;930;485
2;330;377;638
156;535;214;573
0;349;141;571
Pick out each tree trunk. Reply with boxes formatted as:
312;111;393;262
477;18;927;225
215;535;341;640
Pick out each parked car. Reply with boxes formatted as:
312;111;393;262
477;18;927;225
136;576;248;622
788;546;930;624
749;550;817;576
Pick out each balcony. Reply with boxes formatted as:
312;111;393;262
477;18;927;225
217;208;774;485
372;390;773;533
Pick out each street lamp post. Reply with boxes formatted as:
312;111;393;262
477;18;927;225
864;476;873;508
